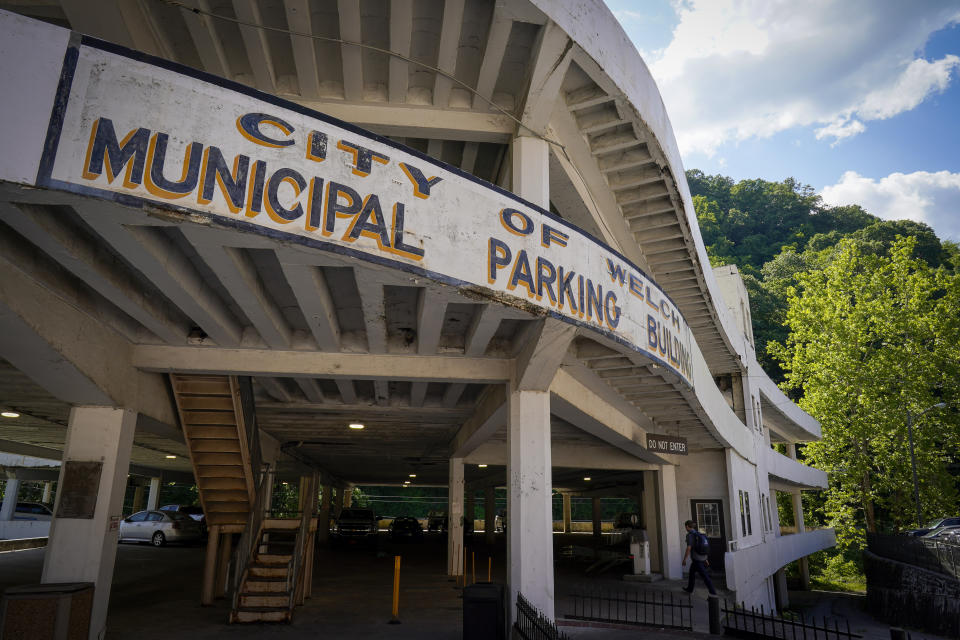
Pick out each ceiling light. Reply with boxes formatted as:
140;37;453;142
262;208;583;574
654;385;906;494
165;455;176;459
409;474;416;478
478;464;488;468
583;477;591;482
349;423;365;430
1;411;20;418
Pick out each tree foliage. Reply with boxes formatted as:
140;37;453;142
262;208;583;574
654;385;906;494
771;238;960;538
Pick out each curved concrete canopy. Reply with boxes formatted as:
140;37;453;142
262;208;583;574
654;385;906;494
40;36;695;387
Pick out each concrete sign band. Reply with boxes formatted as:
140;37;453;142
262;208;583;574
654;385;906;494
38;38;694;387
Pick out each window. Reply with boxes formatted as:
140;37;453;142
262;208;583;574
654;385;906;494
127;512;147;522
738;490;746;536
745;493;753;535
146;512;164;522
765;495;773;531
695;502;722;538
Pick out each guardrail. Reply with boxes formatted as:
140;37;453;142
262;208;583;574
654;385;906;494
565;585;692;630
515;593;570;640
722;600;861;640
866;533;960;579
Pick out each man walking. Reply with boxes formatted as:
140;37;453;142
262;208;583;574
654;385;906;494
682;520;717;595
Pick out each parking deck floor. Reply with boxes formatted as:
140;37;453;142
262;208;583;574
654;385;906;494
0;533;940;639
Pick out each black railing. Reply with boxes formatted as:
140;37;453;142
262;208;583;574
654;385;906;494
866;533;960;579
515;593;570;640
722;600;861;640
565;586;692;630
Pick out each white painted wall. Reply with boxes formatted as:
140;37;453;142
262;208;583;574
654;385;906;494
674;450;732;540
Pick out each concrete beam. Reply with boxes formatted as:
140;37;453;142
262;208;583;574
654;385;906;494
449;384;507;457
515;319;576;391
132;345;512;382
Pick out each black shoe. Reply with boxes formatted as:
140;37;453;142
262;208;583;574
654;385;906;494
682;587;693;594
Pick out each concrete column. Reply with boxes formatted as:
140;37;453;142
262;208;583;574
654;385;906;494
318;484;331;543
42;481;52;504
42;407;136;640
465;490;475;538
512;136;549;206
131;484;145;512
591;497;602;545
484;486;497;545
657;465;683;580
562;494;572;534
334;487;345;517
0;478;21;520
146;477;161;511
641;471;661;573
791;488;810;589
343;487;353;508
774;568;789;611
507;388;554;618
215;531;232;598
447;457;465;576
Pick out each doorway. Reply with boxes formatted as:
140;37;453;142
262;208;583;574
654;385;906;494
690;499;725;568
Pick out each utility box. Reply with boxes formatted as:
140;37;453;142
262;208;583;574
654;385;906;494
0;583;94;640
463;582;505;640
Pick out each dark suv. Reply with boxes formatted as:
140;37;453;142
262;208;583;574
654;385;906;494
335;508;379;546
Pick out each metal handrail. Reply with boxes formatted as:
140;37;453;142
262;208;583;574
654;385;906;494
229;462;271;613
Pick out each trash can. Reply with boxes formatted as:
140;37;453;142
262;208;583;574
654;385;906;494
0;583;94;640
463;582;505;640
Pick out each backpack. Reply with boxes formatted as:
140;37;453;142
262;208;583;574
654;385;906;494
694;532;710;556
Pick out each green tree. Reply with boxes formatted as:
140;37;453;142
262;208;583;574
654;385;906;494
773;237;960;543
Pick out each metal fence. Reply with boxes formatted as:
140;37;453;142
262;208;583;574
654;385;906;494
515;593;571;640
565;586;693;630
866;533;960;579
722;600;861;640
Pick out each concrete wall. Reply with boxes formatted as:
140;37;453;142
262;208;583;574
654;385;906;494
674;451;731;538
766;447;828;489
725;529;836;608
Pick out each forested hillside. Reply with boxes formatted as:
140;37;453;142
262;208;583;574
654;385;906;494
688;170;960;589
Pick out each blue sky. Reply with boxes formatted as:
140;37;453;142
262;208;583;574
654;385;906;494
605;0;960;241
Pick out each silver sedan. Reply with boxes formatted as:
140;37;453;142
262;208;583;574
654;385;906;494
118;510;203;546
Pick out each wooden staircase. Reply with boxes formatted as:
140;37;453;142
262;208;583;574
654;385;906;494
170;374;255;531
231;519;311;623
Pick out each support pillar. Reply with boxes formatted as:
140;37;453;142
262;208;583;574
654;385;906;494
562;494;572;534
507;388;554;619
0;478;20;520
42;407;136;640
146;476;161;511
215;531;232;598
343;487;353;508
318;484;331;544
131;484;145;513
774;568;789;611
447;457;464;576
642;471;661;573
465;490;475;538
657;465;682;580
334;486;345;517
786;444;810;589
484;486;496;545
42;481;52;505
591;497;602;545
201;525;220;605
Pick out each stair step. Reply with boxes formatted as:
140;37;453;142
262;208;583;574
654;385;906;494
190;438;241;454
176;396;235;411
244;578;287;592
256;554;292;564
263;519;303;530
198;477;247;491
206;501;250;512
240;593;290;608
196;461;245;475
183;411;238;426
194;452;243;466
206;513;249;525
202;489;250;502
232;607;289;623
173;378;232;396
186;425;241;439
249;565;289;578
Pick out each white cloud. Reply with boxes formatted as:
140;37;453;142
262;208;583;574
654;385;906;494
821;170;960;240
639;1;960;156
